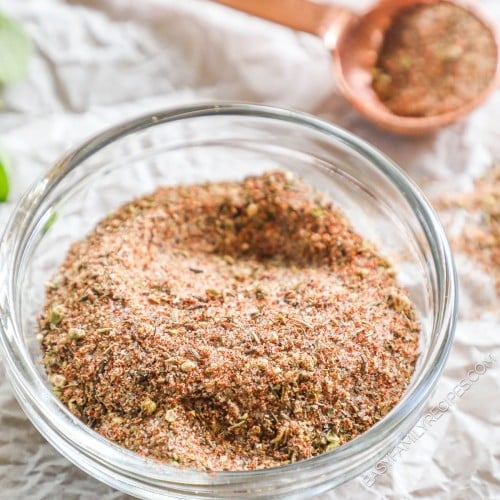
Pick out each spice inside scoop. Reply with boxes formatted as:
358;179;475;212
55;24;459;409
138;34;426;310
373;2;497;117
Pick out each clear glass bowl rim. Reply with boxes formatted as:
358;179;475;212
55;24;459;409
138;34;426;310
0;102;457;495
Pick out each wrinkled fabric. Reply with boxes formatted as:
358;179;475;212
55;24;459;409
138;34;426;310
0;0;498;498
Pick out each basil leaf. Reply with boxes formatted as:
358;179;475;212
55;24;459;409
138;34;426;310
0;13;32;85
0;144;10;201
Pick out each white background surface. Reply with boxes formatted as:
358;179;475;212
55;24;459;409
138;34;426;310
0;0;498;498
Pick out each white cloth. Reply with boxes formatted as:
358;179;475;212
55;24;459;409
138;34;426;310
0;0;498;498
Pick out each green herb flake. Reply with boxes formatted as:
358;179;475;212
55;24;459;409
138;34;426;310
68;328;86;340
325;430;341;451
48;304;65;327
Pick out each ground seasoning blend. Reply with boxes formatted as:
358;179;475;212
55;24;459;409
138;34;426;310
39;171;420;471
373;2;497;117
438;164;500;293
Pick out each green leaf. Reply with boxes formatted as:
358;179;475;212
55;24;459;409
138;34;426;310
0;144;11;202
0;13;32;85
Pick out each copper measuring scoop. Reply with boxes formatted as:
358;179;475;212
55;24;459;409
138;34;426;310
214;0;500;135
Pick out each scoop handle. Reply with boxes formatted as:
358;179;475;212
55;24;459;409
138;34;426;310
213;0;349;37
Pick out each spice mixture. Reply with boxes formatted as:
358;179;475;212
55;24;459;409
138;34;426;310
373;2;497;117
437;164;500;293
39;171;420;471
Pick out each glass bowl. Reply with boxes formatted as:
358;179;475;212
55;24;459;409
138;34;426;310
0;103;457;498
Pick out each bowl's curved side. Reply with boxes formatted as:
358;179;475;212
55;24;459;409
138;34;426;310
0;103;457;498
